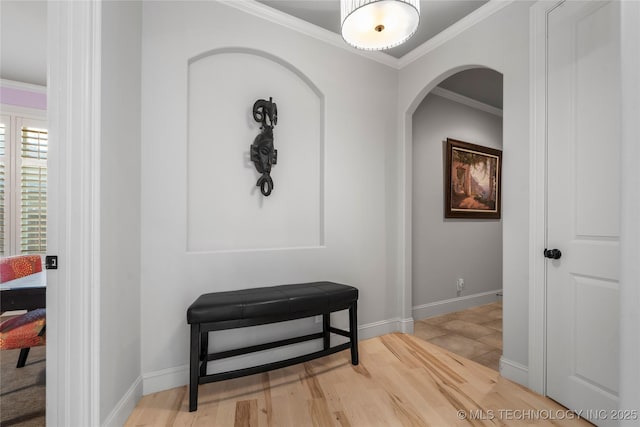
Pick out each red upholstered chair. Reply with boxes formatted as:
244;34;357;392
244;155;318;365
0;255;43;283
0;308;46;367
1;255;46;367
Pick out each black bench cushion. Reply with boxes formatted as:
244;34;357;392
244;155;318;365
187;282;358;324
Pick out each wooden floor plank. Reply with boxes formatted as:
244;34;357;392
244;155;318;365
125;333;592;427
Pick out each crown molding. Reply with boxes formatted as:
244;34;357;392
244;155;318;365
220;0;400;69
431;86;503;117
221;0;515;71
0;79;46;93
398;0;514;69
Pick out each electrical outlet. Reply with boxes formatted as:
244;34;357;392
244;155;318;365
456;278;465;291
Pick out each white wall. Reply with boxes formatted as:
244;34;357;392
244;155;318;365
412;93;502;317
398;2;531;381
140;1;397;392
100;1;142;424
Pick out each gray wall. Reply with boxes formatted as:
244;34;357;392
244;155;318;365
100;1;142;424
140;1;398;393
411;93;502;317
101;0;533;402
398;1;532;379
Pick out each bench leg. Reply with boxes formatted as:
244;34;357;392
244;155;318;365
349;301;359;365
200;330;209;377
189;324;200;412
322;313;330;350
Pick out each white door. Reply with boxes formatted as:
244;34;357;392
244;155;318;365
546;1;620;425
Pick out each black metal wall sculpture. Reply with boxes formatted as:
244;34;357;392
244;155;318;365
250;97;278;196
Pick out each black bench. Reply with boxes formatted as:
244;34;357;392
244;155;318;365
186;281;359;412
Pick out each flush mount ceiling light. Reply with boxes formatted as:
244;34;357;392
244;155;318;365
341;0;420;51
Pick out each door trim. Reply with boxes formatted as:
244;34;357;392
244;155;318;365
619;0;640;413
528;0;563;396
47;1;102;425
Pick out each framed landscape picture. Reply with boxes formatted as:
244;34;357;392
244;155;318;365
445;138;502;219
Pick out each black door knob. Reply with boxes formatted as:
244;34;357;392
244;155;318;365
544;248;562;260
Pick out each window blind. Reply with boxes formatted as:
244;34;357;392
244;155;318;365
0;123;5;256
20;126;47;254
1;115;47;256
21;127;48;160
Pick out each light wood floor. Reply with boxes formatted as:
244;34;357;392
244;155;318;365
125;333;591;426
414;302;503;371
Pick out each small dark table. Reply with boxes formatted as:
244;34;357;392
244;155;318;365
1;272;47;313
1;287;46;312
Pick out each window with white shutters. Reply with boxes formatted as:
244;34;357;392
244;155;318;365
0;121;5;256
20;126;47;253
0;113;47;256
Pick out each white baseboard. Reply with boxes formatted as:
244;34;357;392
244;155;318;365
142;317;405;395
400;317;414;334
499;356;529;387
358;317;403;340
412;289;502;320
102;376;142;427
143;365;188;395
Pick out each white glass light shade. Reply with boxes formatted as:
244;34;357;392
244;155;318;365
341;0;420;50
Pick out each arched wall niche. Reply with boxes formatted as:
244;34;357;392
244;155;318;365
188;47;323;99
187;47;325;252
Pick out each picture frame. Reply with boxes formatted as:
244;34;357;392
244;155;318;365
444;138;502;219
